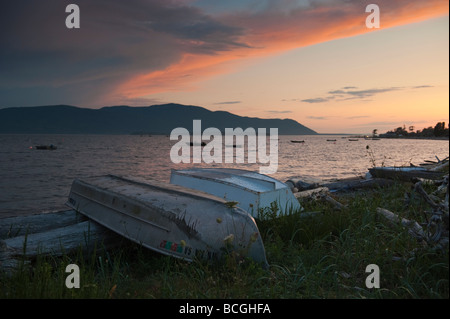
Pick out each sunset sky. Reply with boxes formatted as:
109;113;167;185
0;0;448;134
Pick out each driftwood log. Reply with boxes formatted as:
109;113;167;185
415;180;449;228
376;208;427;242
288;177;395;193
294;187;329;199
429;160;449;172
322;178;394;192
0;210;120;271
295;187;347;211
369;167;445;182
376;175;449;250
323;195;347;211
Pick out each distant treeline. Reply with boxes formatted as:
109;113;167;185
381;122;449;139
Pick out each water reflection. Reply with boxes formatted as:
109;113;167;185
0;134;448;217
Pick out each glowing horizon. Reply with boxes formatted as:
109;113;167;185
0;0;448;134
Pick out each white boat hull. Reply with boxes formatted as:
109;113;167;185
170;168;302;218
66;175;268;267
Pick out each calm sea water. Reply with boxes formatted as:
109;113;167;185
0;134;448;218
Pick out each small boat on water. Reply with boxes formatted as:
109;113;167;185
327;139;337;142
291;140;305;144
348;139;359;141
189;141;206;146
66;174;269;267
225;144;242;148
35;144;57;150
170;168;302;219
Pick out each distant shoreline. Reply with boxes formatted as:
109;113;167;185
377;136;449;141
0;132;448;140
319;133;449;141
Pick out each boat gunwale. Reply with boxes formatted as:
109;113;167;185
68;175;254;223
105;174;248;207
67;188;171;233
170;168;286;194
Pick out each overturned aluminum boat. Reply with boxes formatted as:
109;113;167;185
66;175;268;267
170;168;302;219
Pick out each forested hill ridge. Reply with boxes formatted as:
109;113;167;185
0;104;317;135
379;122;449;139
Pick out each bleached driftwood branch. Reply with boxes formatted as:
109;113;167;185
322;195;347;211
415;180;449;229
376;208;427;241
294;187;347;211
429;160;449;172
294;187;329;199
378;175;449;250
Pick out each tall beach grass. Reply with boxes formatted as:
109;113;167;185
0;179;448;299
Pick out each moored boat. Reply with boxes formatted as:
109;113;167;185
66;174;268;267
35;144;57;150
189;141;206;146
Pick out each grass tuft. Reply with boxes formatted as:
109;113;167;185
0;180;448;299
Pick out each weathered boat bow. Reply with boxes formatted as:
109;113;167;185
170;168;302;218
66;175;268;268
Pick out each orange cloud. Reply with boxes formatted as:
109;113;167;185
116;0;448;101
118;51;248;97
